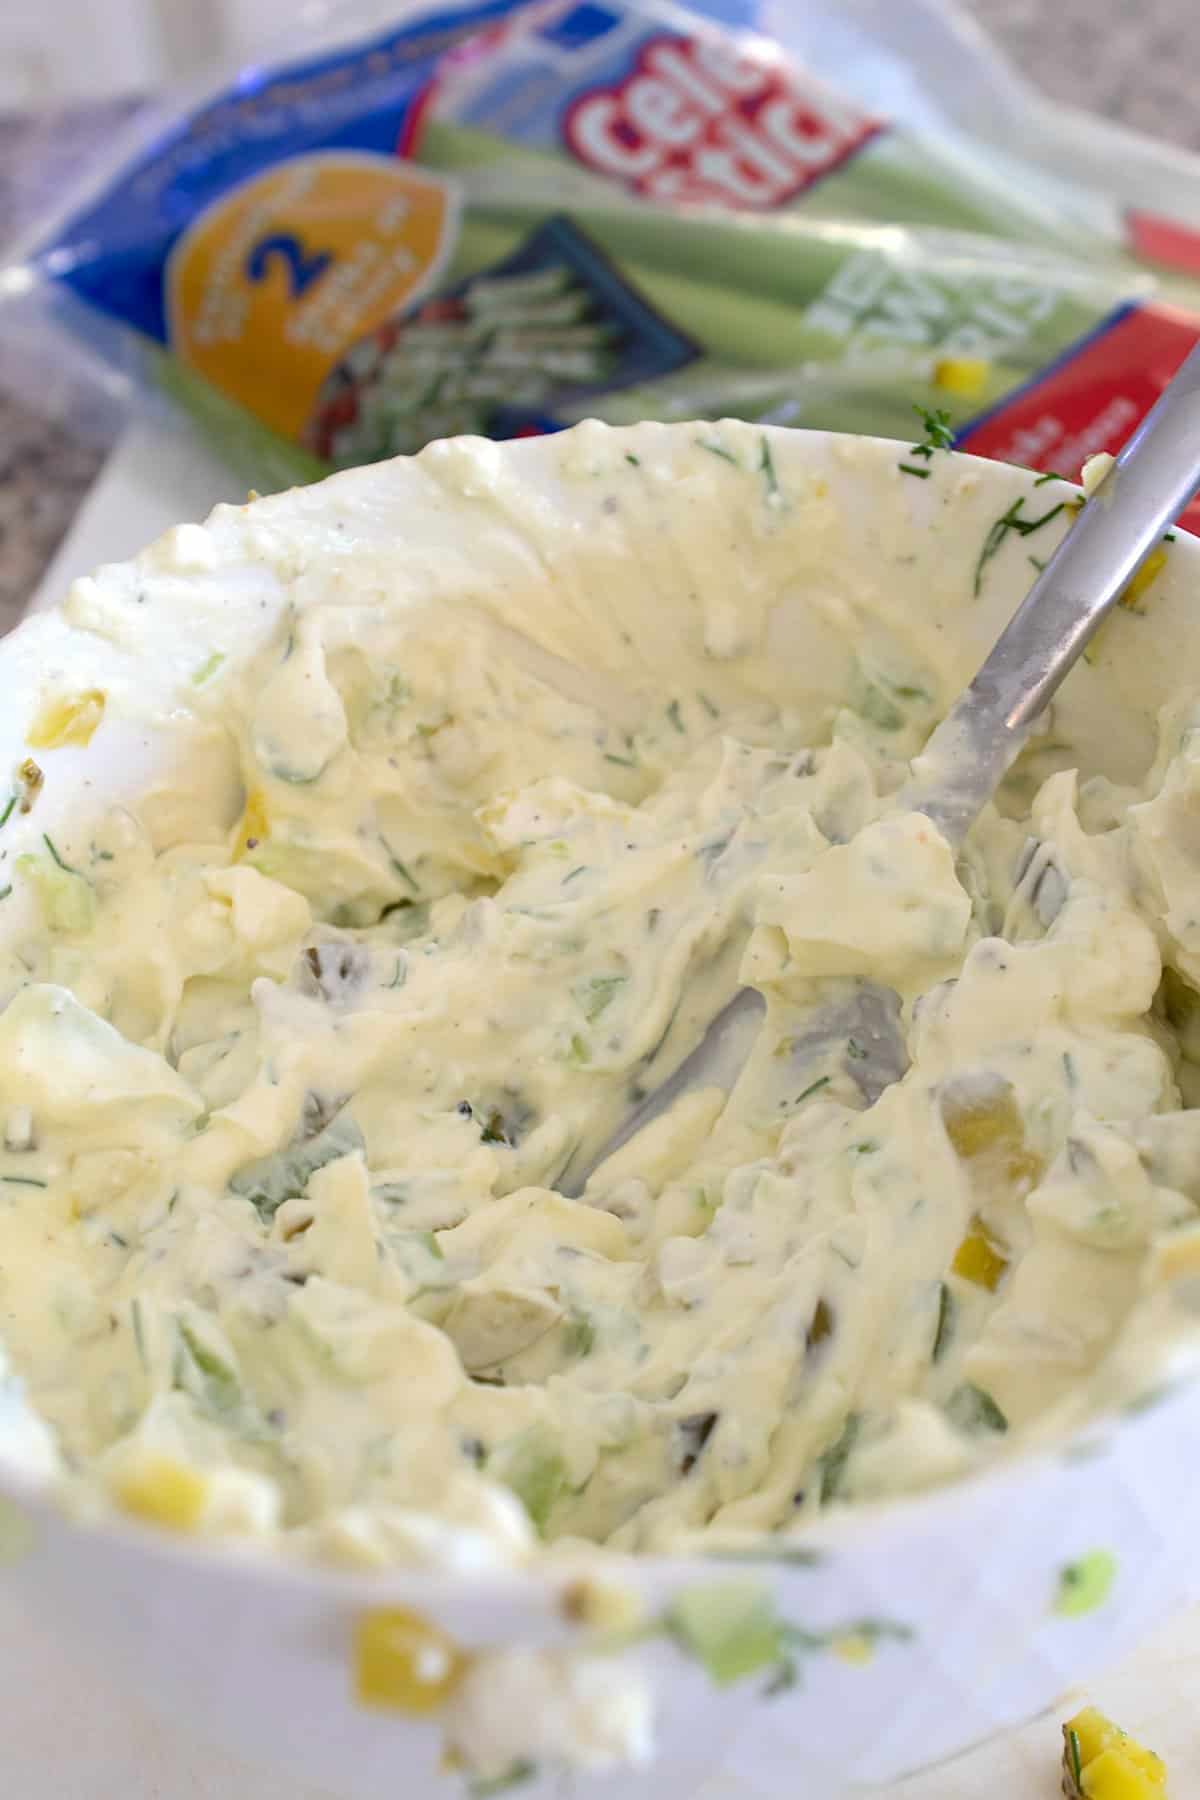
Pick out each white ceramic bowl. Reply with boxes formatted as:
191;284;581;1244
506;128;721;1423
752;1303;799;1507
1;422;1199;1800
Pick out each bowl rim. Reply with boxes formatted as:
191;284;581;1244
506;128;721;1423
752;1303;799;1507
6;1352;1199;1610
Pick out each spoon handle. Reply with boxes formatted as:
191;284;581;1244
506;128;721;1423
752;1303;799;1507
911;339;1200;848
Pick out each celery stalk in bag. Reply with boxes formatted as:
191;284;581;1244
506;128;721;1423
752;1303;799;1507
6;0;1200;530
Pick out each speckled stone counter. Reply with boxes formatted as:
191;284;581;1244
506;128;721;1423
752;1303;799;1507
0;1;1196;627
0;100;139;630
0;404;109;626
969;0;1200;153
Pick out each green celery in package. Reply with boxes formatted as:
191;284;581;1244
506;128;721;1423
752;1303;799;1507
8;0;1200;528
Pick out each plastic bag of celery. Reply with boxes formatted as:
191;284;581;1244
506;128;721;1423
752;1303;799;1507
6;0;1200;521
761;0;1200;305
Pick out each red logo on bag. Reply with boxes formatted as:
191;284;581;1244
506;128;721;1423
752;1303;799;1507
1127;210;1200;280
959;301;1200;535
563;35;880;210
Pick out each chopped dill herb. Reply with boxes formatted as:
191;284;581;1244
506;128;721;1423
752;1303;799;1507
899;405;954;477
911;403;954;451
1065;1727;1083;1794
932;1282;955;1362
42;833;74;873
759;434;781;500
973;497;1067;597
795;1075;831;1104
666;699;686;735
697;437;738;465
131;1299;147;1369
381;842;419;893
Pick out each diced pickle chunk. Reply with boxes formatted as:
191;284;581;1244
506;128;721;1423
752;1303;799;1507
114;1455;207;1531
355;1607;467;1713
27;689;106;750
1062;1707;1167;1798
951;1220;1009;1292
940;1074;1042;1187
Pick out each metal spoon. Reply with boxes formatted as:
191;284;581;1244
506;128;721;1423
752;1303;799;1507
565;343;1200;1196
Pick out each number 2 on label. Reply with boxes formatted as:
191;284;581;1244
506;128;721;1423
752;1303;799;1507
244;232;333;298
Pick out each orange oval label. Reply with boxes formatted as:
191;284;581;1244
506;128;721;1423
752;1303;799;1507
166;152;457;440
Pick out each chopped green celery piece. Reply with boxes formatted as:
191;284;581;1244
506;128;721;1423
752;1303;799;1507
469;1762;538;1798
577;974;627;1022
17;851;94;932
562;1311;595;1357
665;1581;784;1685
945;1382;1008;1435
391;1229;454;1290
230;1107;363;1221
190;651;225;686
852;682;904;732
175;1316;242;1417
817;1411;861;1504
1054;1551;1118;1618
488;1425;567;1535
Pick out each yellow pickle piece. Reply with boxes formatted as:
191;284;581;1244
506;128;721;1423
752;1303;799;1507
1063;1707;1167;1798
951;1219;1009;1292
114;1455;208;1532
933;356;989;399
27;689;106;750
939;1074;1043;1188
1119;547;1168;613
355;1607;467;1714
233;789;269;859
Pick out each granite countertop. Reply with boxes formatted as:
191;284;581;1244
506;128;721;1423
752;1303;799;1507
0;100;140;627
968;0;1200;152
0;0;1197;627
